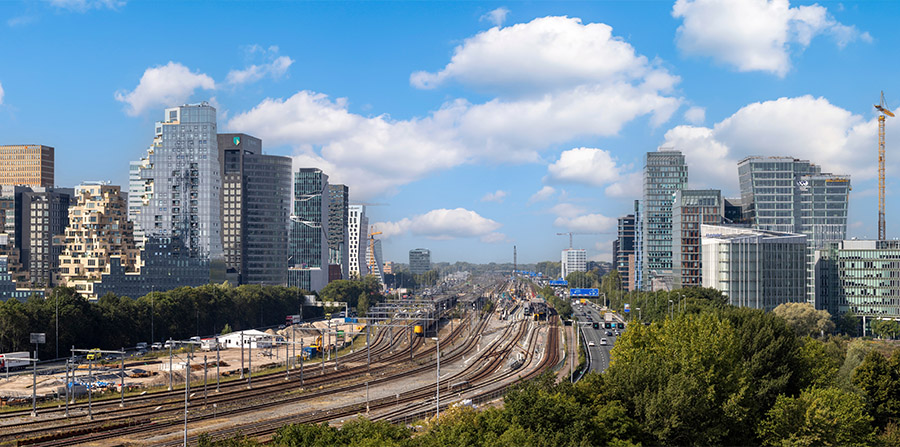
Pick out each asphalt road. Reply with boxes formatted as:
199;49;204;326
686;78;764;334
573;302;625;374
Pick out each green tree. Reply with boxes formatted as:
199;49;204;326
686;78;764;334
837;311;861;337
758;387;876;446
772;302;835;337
852;350;900;428
871;319;900;339
565;271;598;289
221;323;233;335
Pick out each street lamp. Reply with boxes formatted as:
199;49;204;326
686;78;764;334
637;307;641;321
668;300;674;320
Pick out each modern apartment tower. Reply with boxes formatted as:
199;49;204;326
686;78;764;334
58;183;138;297
560;248;586;280
641;149;688;290
815;240;900;330
348;205;368;278
130;103;223;278
702;224;807;311
738;156;851;302
288;168;330;292
19;187;73;287
614;212;636;291
366;238;385;284
0;145;54;188
409;248;432;275
327;184;350;280
672;189;723;288
217;133;292;285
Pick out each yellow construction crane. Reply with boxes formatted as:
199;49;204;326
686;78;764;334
876;91;894;241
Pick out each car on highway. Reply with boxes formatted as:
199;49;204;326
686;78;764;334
605;330;613;336
614;330;621;336
588;341;595;347
600;338;608;346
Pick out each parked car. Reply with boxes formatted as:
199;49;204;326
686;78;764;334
151;342;163;350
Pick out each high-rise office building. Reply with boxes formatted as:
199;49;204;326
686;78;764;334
0;256;45;302
673;189;723;289
327;184;350;280
409;248;432;275
0;187;24;285
217;133;292;285
59;183;138;297
815;240;900;331
19;187;73;287
366;238;385;284
702;224;807;311
738;156;851;302
0;145;54;188
348;205;368;278
130;103;223;275
561;248;586;280
633;200;643;290
615;212;636;291
641;149;688;290
723;198;744;224
288;168;329;291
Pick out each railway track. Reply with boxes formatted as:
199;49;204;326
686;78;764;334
6;312;488;446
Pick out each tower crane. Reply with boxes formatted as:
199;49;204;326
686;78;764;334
876;91;894;241
556;232;610;249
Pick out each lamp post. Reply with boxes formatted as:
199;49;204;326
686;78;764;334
668;300;674;320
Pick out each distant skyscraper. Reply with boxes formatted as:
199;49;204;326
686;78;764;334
561;248;586;280
702;224;807;311
673;189;723;289
615;212;636;291
409;248;431;275
641;149;688;289
348;205;368;278
217;133;291;285
738;156;851;302
367;238;384;283
0;187;24;285
130;103;223;279
327;184;350;280
288;168;329;291
59;183;138;298
0;145;54;188
19;186;73;287
633;200;643;290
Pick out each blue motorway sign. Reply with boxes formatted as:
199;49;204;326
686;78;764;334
569;288;599;297
549;280;568;286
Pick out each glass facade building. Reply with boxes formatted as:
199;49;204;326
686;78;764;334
673;189;723;289
702;224;807;311
130;103;223;274
217;133;291;286
641;149;688;289
409;248;431;275
738;156;851;302
288;168;329;292
327;184;350;280
815;240;900;326
614;212;636;291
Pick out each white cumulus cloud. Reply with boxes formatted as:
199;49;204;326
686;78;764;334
553;213;617;233
374;208;502;241
410;15;680;96
661;95;877;194
0;81;4;105
481;190;508;203
114;62;215;116
529;186;557;204
226;46;294;86
673;0;870;77
684;106;705;124
480;7;510;26
546;147;623;186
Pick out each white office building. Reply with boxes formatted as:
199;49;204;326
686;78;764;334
348;205;368;279
561;248;586;280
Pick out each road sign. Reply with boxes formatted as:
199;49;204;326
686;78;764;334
549;280;568;286
624;303;631;313
569;288;599;297
30;333;46;344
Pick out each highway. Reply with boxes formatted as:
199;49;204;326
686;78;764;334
573;301;625;374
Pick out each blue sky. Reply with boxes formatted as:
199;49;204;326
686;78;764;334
1;0;898;265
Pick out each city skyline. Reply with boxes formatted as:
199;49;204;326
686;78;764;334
1;1;899;264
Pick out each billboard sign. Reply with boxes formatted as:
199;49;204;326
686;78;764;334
549;280;568;286
569;288;599;297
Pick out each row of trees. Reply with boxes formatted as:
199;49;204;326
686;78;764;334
202;296;900;446
0;284;324;358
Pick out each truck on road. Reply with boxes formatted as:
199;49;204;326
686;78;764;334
0;352;30;371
